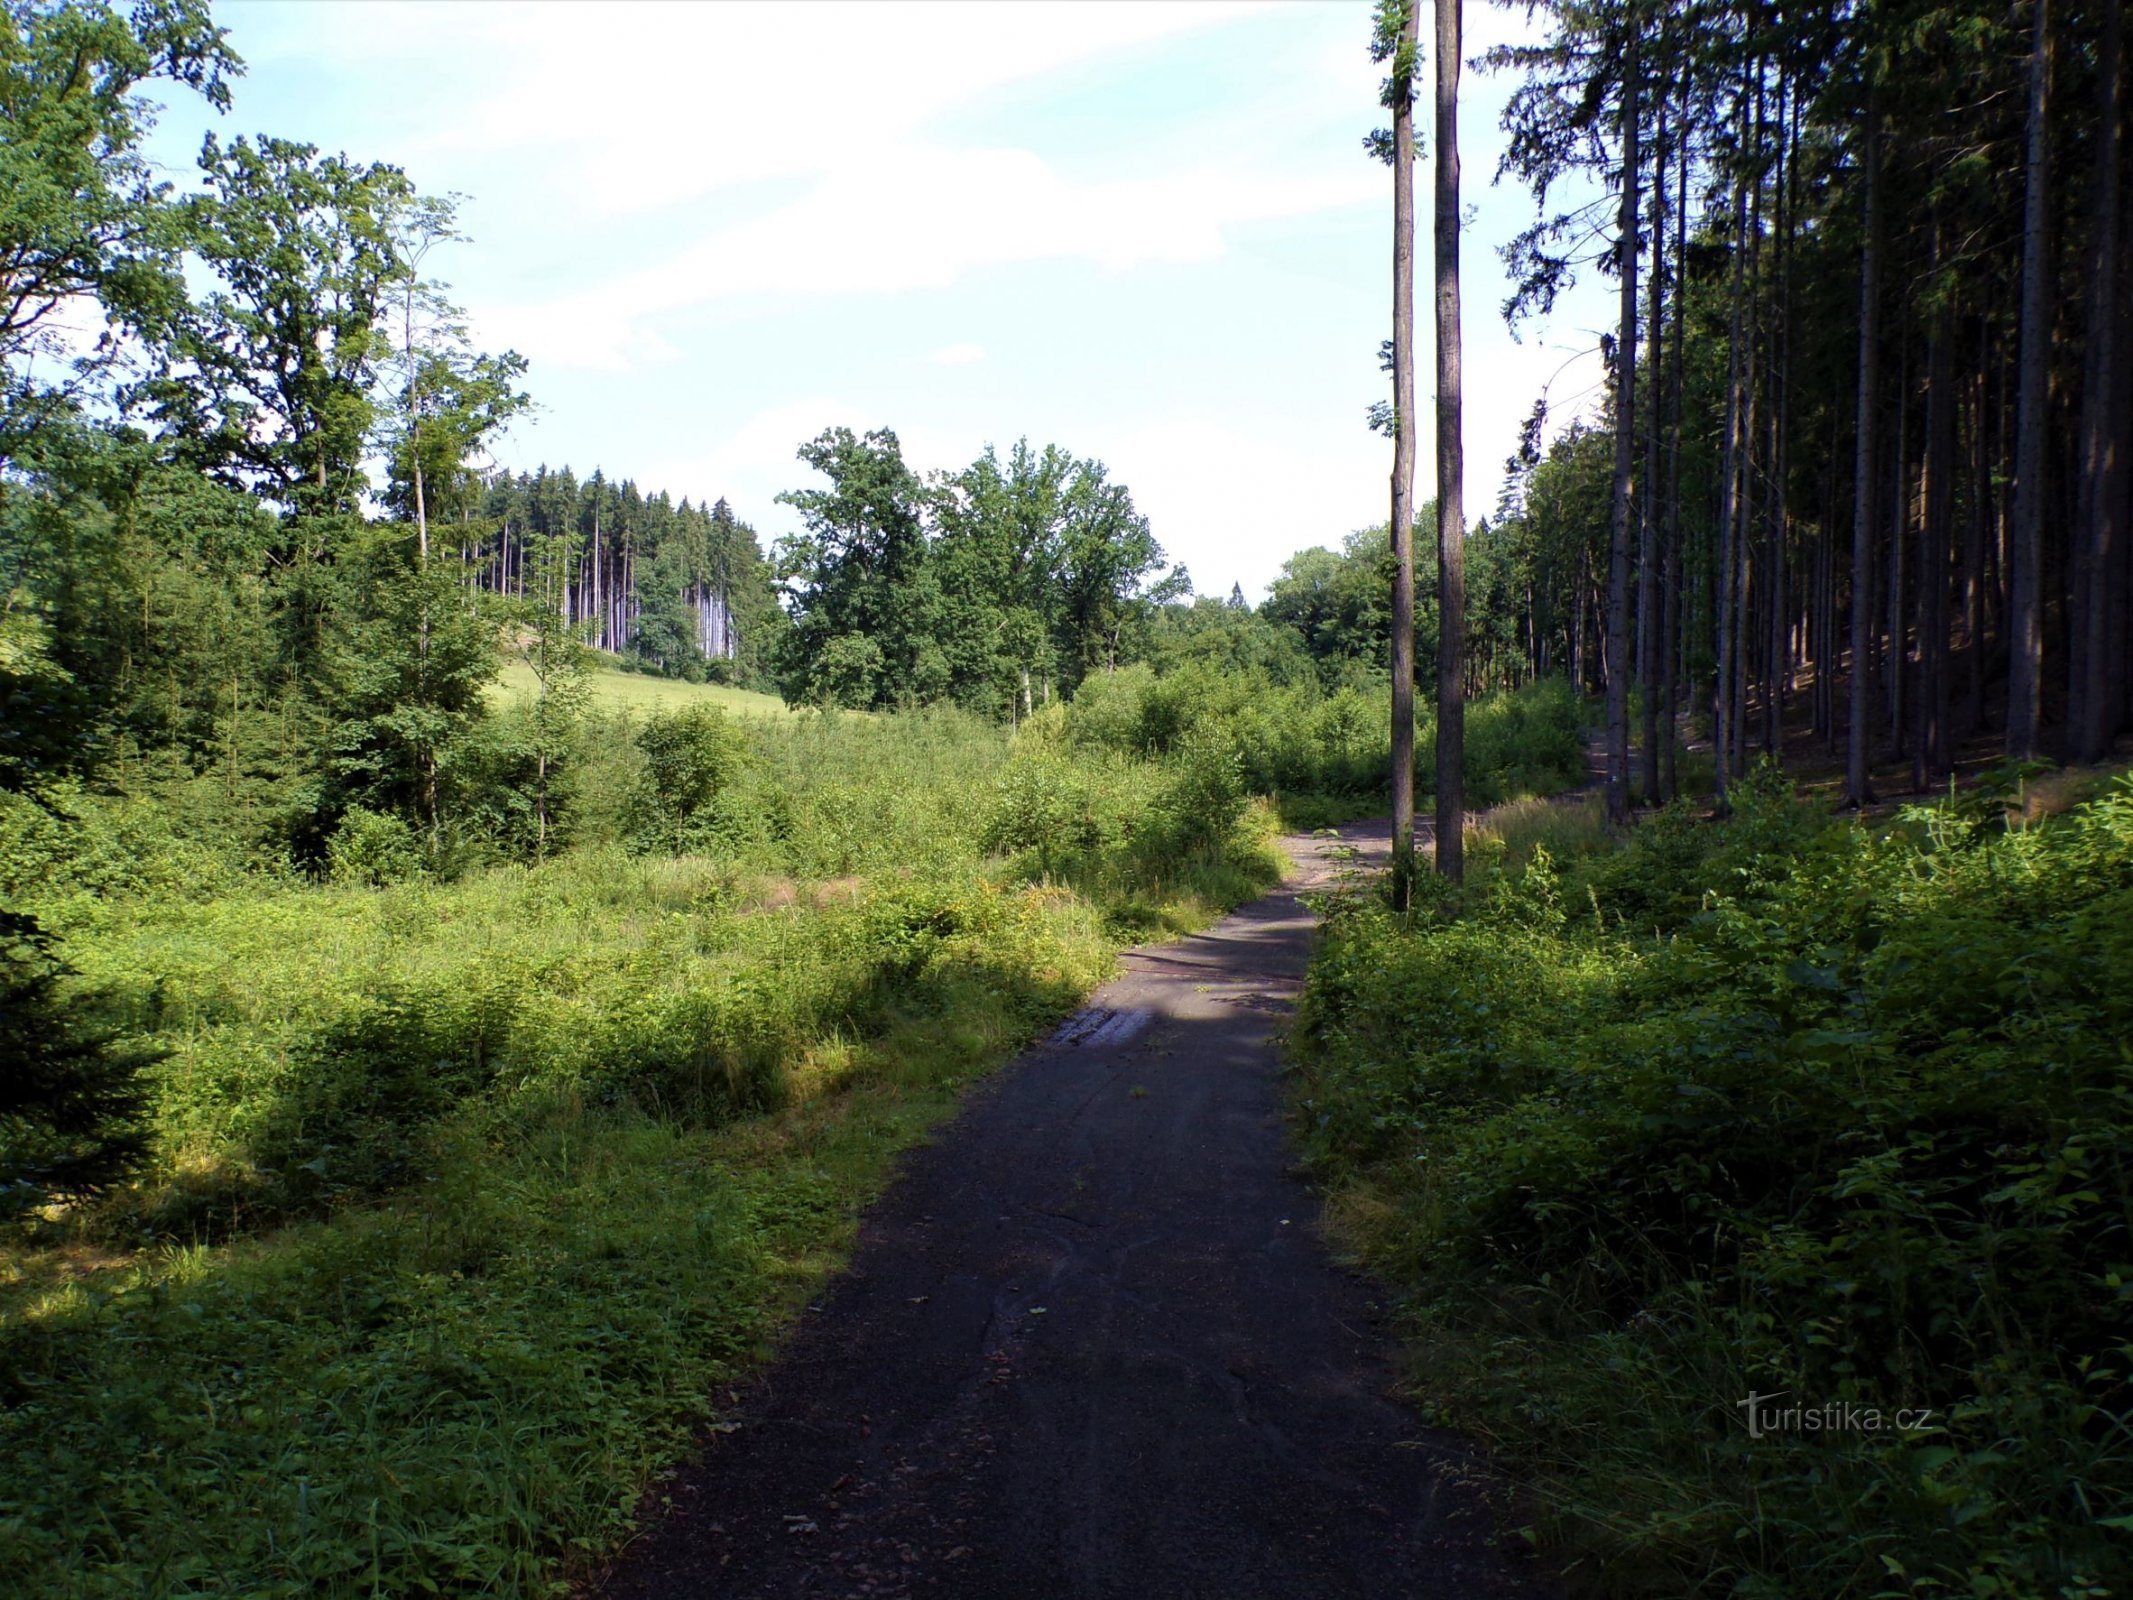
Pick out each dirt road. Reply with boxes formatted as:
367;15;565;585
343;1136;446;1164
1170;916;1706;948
595;822;1545;1600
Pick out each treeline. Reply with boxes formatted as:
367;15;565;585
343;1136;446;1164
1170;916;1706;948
469;469;777;682
768;428;1182;716
1255;509;1597;705
1471;0;2131;816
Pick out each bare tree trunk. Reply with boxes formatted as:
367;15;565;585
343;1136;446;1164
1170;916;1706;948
1732;74;1764;784
1817;493;1836;749
1716;142;1750;811
1964;346;1989;736
1763;82;1795;760
2008;0;2053;757
2108;155;2133;745
1919;236;1956;786
1639;88;1667;805
2076;0;2125;760
1887;364;1910;766
1389;0;1420;905
1663;114;1688;801
1605;26;1641;827
1571;559;1585;690
412;445;428;566
1433;0;1466;880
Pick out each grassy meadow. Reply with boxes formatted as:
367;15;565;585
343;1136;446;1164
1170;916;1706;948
491;654;791;719
0;671;1582;1598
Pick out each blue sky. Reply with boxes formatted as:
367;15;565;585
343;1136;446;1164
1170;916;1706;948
143;1;1614;600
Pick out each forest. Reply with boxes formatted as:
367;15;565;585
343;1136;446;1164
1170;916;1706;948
2;0;2130;1594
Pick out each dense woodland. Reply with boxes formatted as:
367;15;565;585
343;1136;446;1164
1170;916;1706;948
1464;0;2133;817
468;472;772;678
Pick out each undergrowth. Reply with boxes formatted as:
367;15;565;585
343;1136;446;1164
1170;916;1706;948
1293;761;2133;1597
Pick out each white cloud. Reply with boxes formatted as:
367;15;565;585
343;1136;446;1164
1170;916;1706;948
480;146;1377;370
203;0;1623;575
427;2;1271;217
234;1;1274;220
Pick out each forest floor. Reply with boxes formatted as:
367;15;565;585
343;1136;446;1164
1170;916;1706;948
585;821;1550;1600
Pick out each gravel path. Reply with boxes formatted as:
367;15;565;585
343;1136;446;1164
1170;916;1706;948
592;822;1548;1600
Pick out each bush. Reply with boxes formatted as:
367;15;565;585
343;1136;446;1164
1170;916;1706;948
326;805;426;887
1155;726;1248;852
627;705;752;853
981;754;1100;878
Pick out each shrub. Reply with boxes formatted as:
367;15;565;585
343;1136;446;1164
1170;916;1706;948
627;705;752;853
326;805;426;887
1155;726;1248;852
0;911;155;1219
1062;663;1158;754
981;755;1099;879
1429;675;1586;806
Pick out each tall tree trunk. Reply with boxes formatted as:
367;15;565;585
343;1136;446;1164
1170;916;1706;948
1887;362;1910;766
1919;238;1956;786
2108;150;2133;745
2008;0;2053;757
1389;0;1420;905
1663;112;1688;801
1763;83;1795;759
1817;492;1836;748
1964;344;1988;735
1639;89;1667;805
412;443;429;566
1434;0;1467;880
1731;91;1763;785
1605;26;1641;827
2076;0;2125;760
1716;136;1750;811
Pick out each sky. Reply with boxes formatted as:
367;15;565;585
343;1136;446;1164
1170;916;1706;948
142;0;1614;602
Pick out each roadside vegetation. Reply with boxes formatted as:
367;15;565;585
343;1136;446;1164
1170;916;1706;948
1293;764;2133;1596
0;696;1256;1596
0;661;1581;1597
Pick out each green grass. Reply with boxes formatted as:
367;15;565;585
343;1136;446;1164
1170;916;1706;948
0;703;1283;1599
0;978;1073;1599
491;656;791;718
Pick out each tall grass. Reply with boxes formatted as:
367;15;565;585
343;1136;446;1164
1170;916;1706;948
1058;667;1588;828
0;669;1591;1596
0;699;1273;1598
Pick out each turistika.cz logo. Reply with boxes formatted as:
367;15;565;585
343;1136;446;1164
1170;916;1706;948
1735;1391;1937;1440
